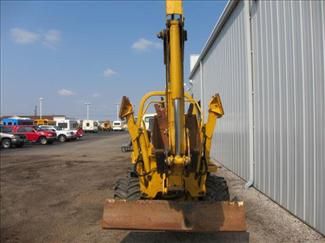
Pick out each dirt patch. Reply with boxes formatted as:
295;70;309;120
1;132;324;242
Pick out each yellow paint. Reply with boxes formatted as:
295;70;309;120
119;1;225;200
33;119;47;125
166;0;183;15
204;94;224;162
121;91;224;199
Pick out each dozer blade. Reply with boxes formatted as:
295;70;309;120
102;199;246;232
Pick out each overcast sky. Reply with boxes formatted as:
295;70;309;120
1;1;227;120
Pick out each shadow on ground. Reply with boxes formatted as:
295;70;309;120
121;232;249;243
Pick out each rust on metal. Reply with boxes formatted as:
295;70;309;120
153;103;169;150
102;199;246;232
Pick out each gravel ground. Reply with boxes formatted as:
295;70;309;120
1;132;324;243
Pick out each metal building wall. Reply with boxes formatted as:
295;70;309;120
190;67;201;104
190;0;325;235
251;0;325;234
201;0;250;180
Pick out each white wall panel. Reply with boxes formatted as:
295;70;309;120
190;0;324;235
202;0;249;180
190;67;201;104
251;0;325;234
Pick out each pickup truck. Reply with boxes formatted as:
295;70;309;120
0;126;27;149
38;125;76;142
11;125;56;145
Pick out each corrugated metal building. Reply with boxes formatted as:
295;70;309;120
189;0;324;235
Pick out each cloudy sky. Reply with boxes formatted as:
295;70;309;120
1;1;226;120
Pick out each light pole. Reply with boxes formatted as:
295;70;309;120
85;103;91;120
116;103;119;121
39;97;43;119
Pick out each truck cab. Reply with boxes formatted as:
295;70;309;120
12;125;56;145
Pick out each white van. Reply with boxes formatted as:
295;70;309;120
82;120;99;133
112;120;123;131
56;120;79;131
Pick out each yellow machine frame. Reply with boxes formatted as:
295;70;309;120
118;0;225;199
102;0;246;233
120;91;224;198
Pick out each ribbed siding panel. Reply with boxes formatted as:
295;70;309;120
316;0;325;234
252;0;325;234
190;0;324;234
191;69;201;101
193;1;325;234
201;1;249;181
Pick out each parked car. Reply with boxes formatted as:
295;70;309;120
38;125;76;142
112;121;123;131
0;126;27;149
11;125;56;145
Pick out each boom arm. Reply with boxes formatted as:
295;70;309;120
158;0;187;156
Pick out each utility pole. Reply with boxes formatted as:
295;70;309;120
115;103;119;121
39;97;43;119
85;103;91;120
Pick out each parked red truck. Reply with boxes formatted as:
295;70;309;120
11;125;57;145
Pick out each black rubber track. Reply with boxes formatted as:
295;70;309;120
203;174;230;201
114;174;229;201
114;176;141;200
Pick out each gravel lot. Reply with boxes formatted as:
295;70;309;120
1;132;324;242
